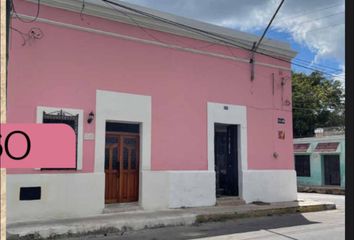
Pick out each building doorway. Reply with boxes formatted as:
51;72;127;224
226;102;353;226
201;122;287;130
323;155;340;186
214;123;239;197
105;122;140;204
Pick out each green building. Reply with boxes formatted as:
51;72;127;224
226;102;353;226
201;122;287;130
293;128;345;189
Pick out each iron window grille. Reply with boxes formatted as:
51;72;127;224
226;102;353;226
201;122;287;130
41;110;79;170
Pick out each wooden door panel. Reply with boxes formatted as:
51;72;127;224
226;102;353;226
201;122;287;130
104;136;120;203
105;133;139;203
129;173;139;200
121;172;128;201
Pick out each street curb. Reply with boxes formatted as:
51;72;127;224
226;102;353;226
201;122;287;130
195;203;336;223
7;203;336;239
7;213;197;240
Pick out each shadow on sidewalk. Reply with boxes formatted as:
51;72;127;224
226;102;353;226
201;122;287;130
72;213;319;240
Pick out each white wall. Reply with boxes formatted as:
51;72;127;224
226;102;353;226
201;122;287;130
168;171;215;208
6;173;104;223
141;170;215;210
242;170;297;203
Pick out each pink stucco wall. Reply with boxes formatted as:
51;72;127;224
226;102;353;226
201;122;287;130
7;0;294;173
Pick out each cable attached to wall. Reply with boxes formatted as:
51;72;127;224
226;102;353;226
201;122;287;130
11;0;40;23
101;0;342;80
80;0;86;21
10;26;43;46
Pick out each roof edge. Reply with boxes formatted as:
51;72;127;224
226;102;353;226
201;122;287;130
26;0;298;60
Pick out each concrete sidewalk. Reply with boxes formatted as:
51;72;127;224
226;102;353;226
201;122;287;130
7;199;336;239
298;185;345;195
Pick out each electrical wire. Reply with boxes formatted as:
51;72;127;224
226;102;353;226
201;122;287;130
103;0;225;51
11;0;40;23
306;22;344;33
8;0;343;112
80;0;86;21
101;0;343;80
292;58;342;73
9;26;27;45
293;11;343;25
102;0;166;44
9;26;44;46
11;0;342;80
9;0;342;78
275;2;343;22
254;0;285;51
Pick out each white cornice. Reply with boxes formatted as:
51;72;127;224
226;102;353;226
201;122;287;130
15;13;291;71
25;0;297;60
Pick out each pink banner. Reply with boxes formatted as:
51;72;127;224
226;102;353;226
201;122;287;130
0;124;76;168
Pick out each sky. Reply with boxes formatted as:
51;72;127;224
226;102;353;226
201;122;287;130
118;0;345;83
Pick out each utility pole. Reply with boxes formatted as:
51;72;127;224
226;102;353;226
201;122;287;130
250;0;285;81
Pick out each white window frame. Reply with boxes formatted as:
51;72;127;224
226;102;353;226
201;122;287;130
36;106;84;170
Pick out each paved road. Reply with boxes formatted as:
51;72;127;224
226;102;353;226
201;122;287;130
69;193;344;240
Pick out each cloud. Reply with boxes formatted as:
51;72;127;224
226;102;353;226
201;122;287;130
120;0;344;65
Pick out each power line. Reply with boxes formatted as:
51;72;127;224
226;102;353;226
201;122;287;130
306;22;344;33
102;0;223;51
102;0;342;79
250;0;285;81
294;11;343;25
101;0;257;54
102;0;166;44
292;62;342;74
254;0;285;51
80;0;86;21
292;58;342;73
275;2;343;22
103;0;300;86
9;0;343;78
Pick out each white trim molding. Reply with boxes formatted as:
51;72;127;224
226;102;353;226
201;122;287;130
207;102;247;200
36;106;84;170
95;90;152;172
207;102;248;169
95;90;152;207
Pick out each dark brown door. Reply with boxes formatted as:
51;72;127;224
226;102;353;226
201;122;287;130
324;155;340;186
105;133;139;203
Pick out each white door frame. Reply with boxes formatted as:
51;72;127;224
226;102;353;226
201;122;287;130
95;90;152;206
207;102;247;199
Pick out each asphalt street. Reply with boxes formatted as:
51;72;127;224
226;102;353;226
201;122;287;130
68;193;345;240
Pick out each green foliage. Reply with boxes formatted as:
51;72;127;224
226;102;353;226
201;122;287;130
292;71;344;138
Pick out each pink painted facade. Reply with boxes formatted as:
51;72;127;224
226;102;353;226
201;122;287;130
6;0;297;223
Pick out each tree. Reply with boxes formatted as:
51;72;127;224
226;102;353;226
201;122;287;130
292;71;344;138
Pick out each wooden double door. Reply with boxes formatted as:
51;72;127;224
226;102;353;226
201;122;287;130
105;132;139;203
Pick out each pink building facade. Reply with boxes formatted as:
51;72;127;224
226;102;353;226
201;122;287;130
7;0;297;223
